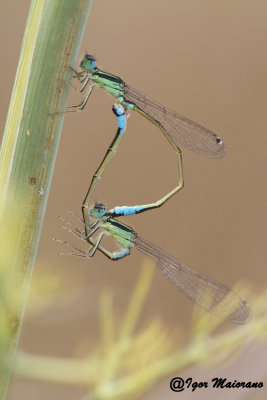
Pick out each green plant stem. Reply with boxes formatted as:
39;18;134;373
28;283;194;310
0;1;93;398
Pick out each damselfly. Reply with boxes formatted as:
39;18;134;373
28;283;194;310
56;202;251;324
70;54;225;159
56;104;249;324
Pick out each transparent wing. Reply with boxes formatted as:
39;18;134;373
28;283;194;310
134;235;251;323
124;85;225;158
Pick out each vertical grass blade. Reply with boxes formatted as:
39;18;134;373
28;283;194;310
0;1;93;398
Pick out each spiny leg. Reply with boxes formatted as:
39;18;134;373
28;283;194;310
88;232;105;257
84;225;101;241
51;76;93;115
58;215;85;237
62;211;102;239
59;218;100;242
66;84;94;112
70;67;88;85
58;230;104;258
79;74;91;92
56;214;97;254
71;72;91;93
55;219;108;258
53;237;93;257
62;212;100;245
69;67;89;91
57;212;120;260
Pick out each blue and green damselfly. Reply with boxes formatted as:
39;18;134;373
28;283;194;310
70;54;225;159
57;201;251;324
56;106;250;324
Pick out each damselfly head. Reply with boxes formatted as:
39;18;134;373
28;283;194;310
80;54;97;71
90;202;107;218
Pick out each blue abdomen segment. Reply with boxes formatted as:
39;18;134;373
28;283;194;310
112;104;127;131
117;115;126;130
112;247;130;260
110;206;145;216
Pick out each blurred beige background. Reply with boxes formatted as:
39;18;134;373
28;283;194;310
1;0;267;399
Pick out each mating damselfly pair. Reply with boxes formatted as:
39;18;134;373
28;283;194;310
55;54;251;324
